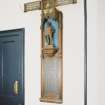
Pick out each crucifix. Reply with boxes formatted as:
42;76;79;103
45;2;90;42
24;0;77;103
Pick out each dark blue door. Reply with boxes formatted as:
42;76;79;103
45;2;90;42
0;29;24;105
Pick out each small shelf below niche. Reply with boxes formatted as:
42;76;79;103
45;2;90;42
42;47;58;57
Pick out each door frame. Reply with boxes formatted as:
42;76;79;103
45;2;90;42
0;28;25;104
84;0;87;105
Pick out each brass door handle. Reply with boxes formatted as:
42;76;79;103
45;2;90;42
13;80;19;95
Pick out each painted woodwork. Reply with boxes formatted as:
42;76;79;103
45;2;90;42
24;0;77;103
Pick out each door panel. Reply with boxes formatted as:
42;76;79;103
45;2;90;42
0;45;2;95
0;29;24;105
3;36;19;96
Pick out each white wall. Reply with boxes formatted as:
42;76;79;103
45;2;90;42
87;0;105;105
0;0;84;105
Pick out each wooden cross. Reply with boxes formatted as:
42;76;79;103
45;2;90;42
24;0;77;12
24;0;77;104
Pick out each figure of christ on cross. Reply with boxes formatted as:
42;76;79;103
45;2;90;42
24;0;77;12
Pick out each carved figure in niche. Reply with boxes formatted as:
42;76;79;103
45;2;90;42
44;17;58;48
45;22;55;47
